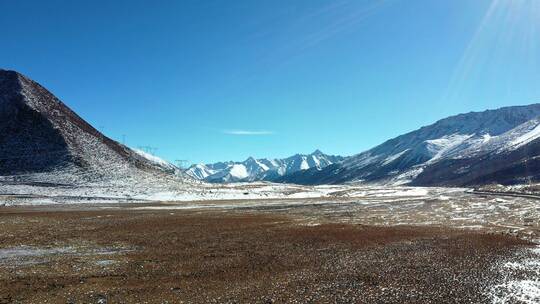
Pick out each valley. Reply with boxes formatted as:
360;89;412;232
2;70;540;303
3;0;540;302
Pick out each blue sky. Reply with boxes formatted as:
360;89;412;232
2;0;540;164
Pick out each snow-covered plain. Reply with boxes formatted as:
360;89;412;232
0;181;423;205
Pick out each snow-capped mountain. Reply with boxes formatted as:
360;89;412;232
278;104;540;186
0;69;188;186
186;150;344;183
185;164;217;180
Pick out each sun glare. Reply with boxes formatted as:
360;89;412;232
443;0;540;104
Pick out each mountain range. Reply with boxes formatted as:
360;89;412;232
3;69;540;188
186;150;343;183
278;104;540;186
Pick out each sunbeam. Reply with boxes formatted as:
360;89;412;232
443;0;540;105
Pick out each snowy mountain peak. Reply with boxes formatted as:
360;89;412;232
185;164;216;180
186;150;344;183
311;149;324;156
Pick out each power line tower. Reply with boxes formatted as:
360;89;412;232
175;160;189;169
138;146;158;155
98;125;105;140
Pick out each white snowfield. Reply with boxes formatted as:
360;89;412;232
0;181;443;206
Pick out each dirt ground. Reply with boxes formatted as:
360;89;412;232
0;206;533;304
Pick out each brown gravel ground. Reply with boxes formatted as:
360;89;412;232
0;207;532;304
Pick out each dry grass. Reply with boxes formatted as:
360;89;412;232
0;208;531;303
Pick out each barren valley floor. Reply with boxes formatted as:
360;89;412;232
1;192;540;303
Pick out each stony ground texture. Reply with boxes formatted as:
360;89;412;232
0;207;534;304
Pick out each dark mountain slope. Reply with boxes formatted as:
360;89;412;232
0;69;183;185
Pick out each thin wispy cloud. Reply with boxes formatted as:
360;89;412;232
222;129;274;136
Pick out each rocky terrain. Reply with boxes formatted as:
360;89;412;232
1;191;538;303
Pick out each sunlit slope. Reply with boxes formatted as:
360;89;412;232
279;104;540;186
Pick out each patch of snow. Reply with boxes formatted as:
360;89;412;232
491;280;540;304
311;155;321;167
95;260;117;266
253;159;269;171
0;246;75;266
425;133;473;162
133;149;177;171
229;164;249;179
482;133;493;143
390;166;425;185
508;121;540;150
300;157;309;170
490;246;540;304
185;164;216;179
382;149;409;165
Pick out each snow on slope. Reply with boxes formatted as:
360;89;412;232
229;164;249;179
279;103;540;186
382;149;410;165
133;149;179;173
186;164;216;180
424;134;474;162
507;118;540;150
300;157;309;170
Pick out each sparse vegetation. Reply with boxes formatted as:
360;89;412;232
0;207;533;303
